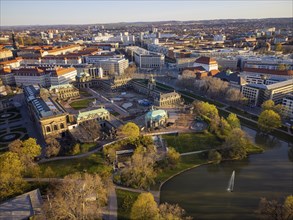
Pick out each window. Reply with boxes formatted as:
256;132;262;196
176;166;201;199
60;123;65;129
54;125;58;131
46;126;51;133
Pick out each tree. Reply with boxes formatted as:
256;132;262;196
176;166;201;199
71;143;81;155
131;193;191;220
45;137;61;158
200;77;229;98
258;110;281;133
225;88;245;104
130;193;159;220
192;101;219;120
9;138;41;174
121;146;157;189
208;150;222;164
261;100;285;118
275;43;283;52
215;117;232;139
166;147;181;167
223;128;251;159
43;173;110;220
121;122;140;139
158;203;191;220
257;195;293;220
261;100;275;111
226;113;240;129
0;152;26;200
284;195;293;220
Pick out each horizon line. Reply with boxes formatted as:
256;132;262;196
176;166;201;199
1;16;291;28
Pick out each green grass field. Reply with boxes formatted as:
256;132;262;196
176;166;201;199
162;132;221;153
116;189;140;220
69;99;94;110
154;154;207;190
40;152;111;178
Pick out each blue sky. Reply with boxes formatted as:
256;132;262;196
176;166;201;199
0;0;292;26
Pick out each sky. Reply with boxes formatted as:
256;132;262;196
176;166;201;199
0;0;292;26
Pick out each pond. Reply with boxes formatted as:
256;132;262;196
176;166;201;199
160;127;293;219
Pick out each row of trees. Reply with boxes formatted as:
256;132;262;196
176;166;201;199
0;138;41;200
177;77;247;105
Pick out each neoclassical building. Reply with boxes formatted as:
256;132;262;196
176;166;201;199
76;107;110;124
23;85;69;138
49;84;80;101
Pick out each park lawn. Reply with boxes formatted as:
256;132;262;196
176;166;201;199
162;132;221;153
80;143;97;153
69;98;94;110
154;154;207;190
116;189;140;220
40;152;111;178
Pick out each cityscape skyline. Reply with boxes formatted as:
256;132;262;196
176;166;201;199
1;0;292;26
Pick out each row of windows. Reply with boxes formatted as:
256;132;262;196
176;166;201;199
46;123;65;133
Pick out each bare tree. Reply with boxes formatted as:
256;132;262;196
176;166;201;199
43;173;111;220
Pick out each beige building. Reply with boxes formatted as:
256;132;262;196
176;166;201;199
0;48;13;61
24;85;68;138
49;84;80;101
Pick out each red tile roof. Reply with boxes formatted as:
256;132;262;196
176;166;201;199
195;56;218;65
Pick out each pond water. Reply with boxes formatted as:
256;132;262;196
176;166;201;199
160;127;293;220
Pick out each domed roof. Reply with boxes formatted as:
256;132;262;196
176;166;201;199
145;109;167;121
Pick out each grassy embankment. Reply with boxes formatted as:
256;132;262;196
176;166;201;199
39;152;111;178
69;98;94;110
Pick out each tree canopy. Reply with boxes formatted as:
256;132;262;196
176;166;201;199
121;122;140;139
43;173;110;220
258;110;282;133
130;193;191;220
0;152;26;200
130;193;159;220
121;146;157;189
192;101;218;120
226;113;240;129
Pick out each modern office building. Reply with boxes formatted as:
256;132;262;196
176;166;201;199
126;46;164;69
241;79;293;106
282;94;293;118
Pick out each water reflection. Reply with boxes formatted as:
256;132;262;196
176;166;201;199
160;127;293;220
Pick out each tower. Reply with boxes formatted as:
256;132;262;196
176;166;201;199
11;32;19;57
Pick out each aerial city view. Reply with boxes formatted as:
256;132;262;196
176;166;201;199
0;0;292;219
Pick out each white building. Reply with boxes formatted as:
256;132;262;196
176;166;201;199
213;34;226;42
193;57;218;72
14;67;50;87
49;67;77;86
126;46;164;69
282;94;293;118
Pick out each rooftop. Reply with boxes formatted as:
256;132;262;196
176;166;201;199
246;79;293;90
0;189;43;220
195;56;218;65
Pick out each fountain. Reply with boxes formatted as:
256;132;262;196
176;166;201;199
227;170;235;192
